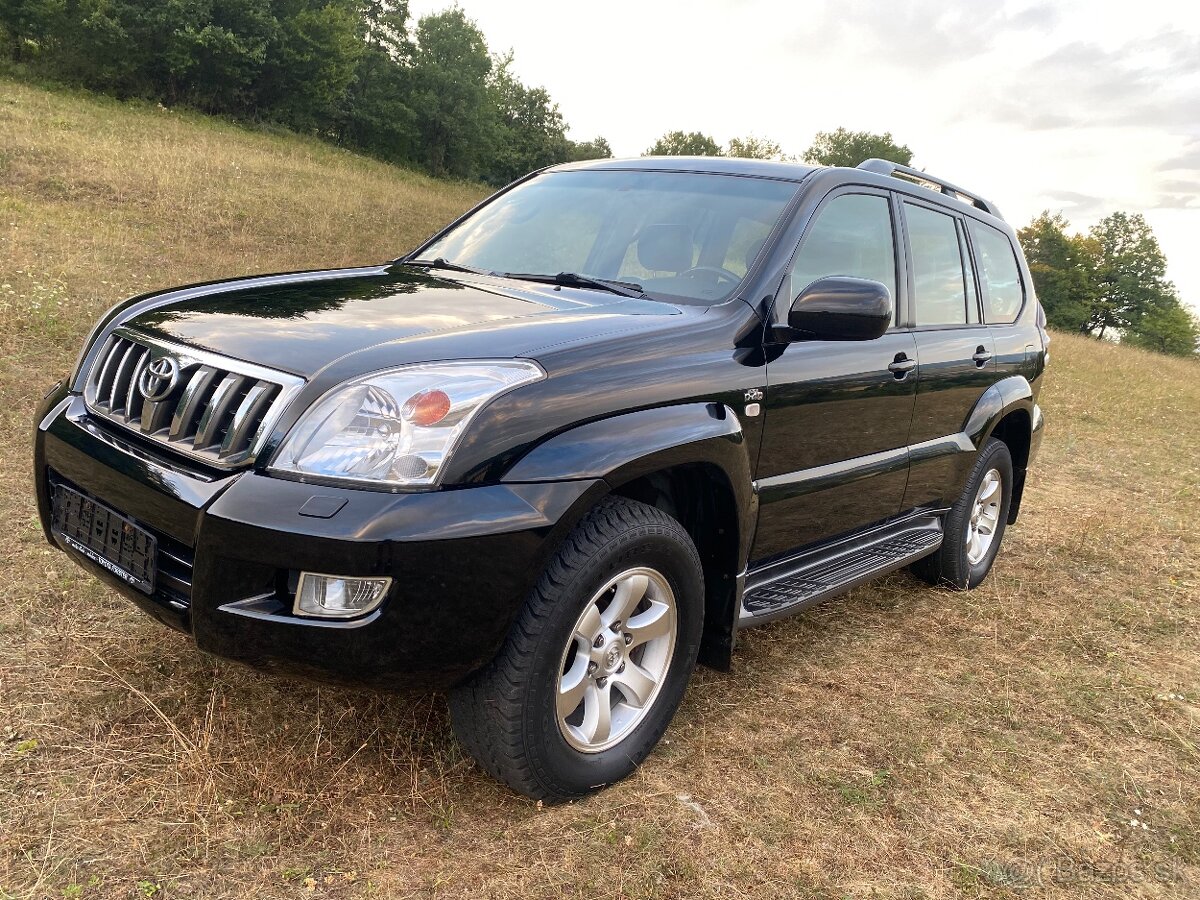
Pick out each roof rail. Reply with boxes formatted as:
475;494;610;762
856;158;1002;219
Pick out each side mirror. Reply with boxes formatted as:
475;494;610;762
787;276;892;341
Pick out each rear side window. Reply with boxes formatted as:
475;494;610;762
905;203;968;326
968;221;1024;323
790;193;897;305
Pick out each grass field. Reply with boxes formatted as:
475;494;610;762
1;79;1198;899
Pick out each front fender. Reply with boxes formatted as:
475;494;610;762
503;402;756;569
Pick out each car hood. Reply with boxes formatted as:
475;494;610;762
124;265;680;378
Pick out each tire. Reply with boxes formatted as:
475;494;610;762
911;437;1013;590
449;497;704;802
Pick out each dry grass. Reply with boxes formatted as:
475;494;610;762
1;79;1198;899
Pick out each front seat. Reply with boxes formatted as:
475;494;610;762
637;224;693;273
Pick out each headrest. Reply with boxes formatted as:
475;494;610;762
637;224;693;272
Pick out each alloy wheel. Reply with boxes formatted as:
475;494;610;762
556;567;677;753
966;468;1003;565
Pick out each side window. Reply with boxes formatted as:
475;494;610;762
906;203;968;326
789;193;897;312
968;221;1025;323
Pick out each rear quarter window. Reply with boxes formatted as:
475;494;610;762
968;221;1025;323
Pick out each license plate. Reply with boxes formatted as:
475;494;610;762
51;484;156;594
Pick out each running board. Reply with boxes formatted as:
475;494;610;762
739;513;945;627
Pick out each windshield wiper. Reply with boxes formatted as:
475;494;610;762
499;271;645;298
400;257;493;276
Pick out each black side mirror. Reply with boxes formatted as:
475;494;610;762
787;276;892;341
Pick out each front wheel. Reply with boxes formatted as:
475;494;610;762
912;437;1014;589
449;497;704;801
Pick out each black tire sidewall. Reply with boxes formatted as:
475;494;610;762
522;521;703;796
948;439;1014;589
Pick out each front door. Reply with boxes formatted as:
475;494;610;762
752;190;918;564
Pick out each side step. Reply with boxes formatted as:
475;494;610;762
739;515;944;627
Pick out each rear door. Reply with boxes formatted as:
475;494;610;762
899;199;998;509
967;218;1041;386
752;189;918;563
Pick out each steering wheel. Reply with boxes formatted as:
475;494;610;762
677;265;742;287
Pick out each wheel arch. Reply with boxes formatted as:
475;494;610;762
502;402;757;670
963;376;1039;523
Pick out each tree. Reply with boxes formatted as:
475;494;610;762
485;52;570;184
5;0;606;185
725;135;787;160
1084;212;1173;339
357;0;411;59
410;7;494;178
803;127;912;167
259;0;363;133
0;0;64;62
644;130;722;157
337;0;416;161
1123;297;1200;357
187;0;279;112
565;136;612;162
1017;212;1094;332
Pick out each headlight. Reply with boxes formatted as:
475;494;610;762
270;360;544;489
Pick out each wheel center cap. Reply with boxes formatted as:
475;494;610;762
603;641;623;671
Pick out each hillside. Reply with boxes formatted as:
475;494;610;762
1;81;1197;899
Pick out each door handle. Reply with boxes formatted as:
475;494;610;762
972;346;993;367
888;354;917;378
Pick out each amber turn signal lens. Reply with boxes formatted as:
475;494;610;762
401;388;451;426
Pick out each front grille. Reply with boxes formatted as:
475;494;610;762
83;329;303;468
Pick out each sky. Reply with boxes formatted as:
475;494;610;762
408;0;1200;310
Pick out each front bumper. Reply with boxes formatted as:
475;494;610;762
34;388;602;689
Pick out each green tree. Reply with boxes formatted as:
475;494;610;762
644;130;722;157
52;0;156;94
337;0;416;161
1123;297;1200;356
32;0;275;105
485;52;570;184
565;136;612;162
1017;212;1094;331
410;7;494;178
803;127;913;167
187;0;278;112
725;135;787;160
0;0;65;62
357;0;410;58
1084;212;1173;339
259;0;363;133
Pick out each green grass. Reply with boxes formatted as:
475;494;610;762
1;79;1198;899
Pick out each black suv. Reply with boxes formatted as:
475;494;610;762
34;157;1046;800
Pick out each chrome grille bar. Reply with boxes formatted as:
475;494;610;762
83;329;304;469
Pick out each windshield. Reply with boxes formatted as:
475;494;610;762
418;170;800;305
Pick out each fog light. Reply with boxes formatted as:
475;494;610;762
293;572;391;619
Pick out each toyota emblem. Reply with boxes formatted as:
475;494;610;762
138;355;180;402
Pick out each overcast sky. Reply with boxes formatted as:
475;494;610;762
409;0;1200;309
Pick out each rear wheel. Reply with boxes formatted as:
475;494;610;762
449;497;704;801
912;437;1013;589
